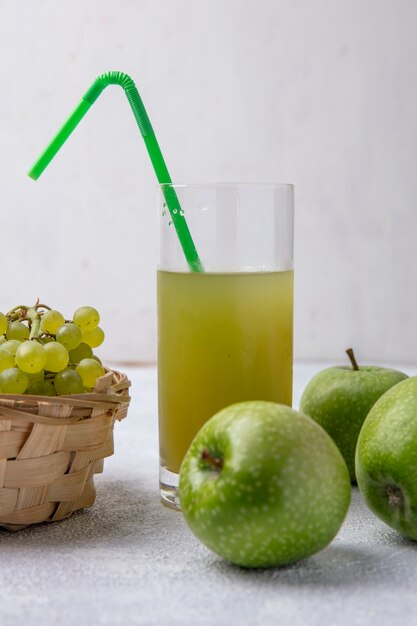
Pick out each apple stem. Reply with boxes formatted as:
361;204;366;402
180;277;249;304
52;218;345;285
201;448;223;471
346;348;360;371
387;484;404;508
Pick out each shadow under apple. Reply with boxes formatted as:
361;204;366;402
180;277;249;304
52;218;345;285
211;542;415;588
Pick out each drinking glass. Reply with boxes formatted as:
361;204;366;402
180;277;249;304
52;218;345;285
157;183;294;508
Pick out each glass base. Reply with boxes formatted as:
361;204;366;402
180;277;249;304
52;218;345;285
159;465;181;510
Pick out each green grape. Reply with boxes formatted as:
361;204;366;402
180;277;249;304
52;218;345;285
15;340;47;374
54;368;85;395
1;340;21;356
44;342;69;372
6;321;30;341
0;312;7;336
76;358;105;388
0;367;29;394
56;323;82;350
92;355;102;364
0;336;7;345
81;326;105;348
27;380;56;396
73;306;100;332
68;342;93;364
40;309;65;335
0;348;15;373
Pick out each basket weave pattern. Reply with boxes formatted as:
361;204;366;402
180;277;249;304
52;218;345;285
0;370;130;531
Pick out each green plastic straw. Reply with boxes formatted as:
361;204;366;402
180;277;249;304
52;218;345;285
28;71;203;272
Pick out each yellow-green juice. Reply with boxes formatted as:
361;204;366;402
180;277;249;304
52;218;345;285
158;269;294;474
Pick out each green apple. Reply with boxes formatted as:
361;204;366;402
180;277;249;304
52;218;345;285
179;401;351;569
299;350;407;483
356;376;417;539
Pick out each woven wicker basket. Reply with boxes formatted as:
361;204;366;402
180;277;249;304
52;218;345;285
0;369;130;531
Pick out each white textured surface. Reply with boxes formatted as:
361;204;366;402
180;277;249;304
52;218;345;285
1;1;417;362
1;364;417;626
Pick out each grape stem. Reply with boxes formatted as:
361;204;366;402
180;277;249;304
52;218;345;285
6;302;49;340
27;308;42;340
6;302;51;319
6;305;28;321
6;305;27;314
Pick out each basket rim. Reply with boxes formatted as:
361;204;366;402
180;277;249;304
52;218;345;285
0;369;131;425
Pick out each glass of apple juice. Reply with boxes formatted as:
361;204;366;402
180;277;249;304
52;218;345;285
157;183;294;508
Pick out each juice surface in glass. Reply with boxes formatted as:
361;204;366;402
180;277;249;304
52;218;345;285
158;269;294;474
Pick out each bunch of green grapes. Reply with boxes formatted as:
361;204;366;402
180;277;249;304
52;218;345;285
0;303;106;395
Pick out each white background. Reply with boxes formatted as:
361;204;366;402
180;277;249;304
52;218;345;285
0;0;416;365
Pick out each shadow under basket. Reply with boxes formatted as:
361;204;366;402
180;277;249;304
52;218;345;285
0;369;130;531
